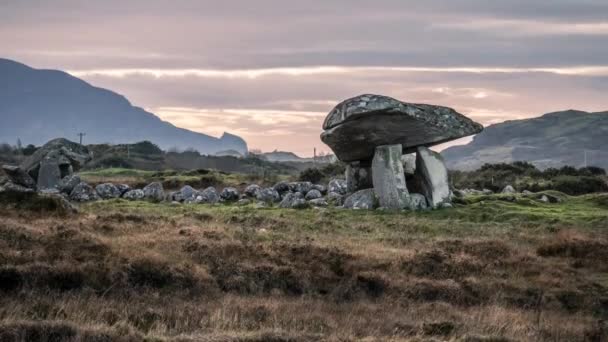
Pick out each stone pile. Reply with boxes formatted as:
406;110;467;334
321;94;484;210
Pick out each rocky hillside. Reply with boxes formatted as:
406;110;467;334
0;58;248;155
442;110;608;170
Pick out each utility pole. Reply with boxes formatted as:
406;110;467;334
77;132;86;145
127;144;130;159
584;150;588;168
313;147;317;166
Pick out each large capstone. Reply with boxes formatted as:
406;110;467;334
321;94;483;162
411;146;451;208
346;161;373;193
371;144;410;209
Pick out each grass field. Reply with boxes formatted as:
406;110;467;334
0;192;607;341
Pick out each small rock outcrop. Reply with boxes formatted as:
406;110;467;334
70;182;99;202
305;189;322;200
96;183;121;199
143;182;165;202
220;187;240;201
256;188;281;203
124;189;145;200
2;165;37;189
244;184;262;198
199;187;220;204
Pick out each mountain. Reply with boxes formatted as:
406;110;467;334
442;110;608;170
0;58;248;155
257;150;336;163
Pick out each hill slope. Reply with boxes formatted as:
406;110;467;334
0;58;248;155
442;110;608;170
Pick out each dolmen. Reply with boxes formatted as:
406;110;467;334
321;94;483;210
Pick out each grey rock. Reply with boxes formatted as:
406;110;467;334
59;174;81;195
409;193;428;210
327;191;345;206
440;203;453;209
237;198;251;206
279;192;308;209
116;184;131;196
2;165;36;189
539;195;549;203
411;146;451;209
305;189;322;200
199;187;220;204
482;189;494;195
180;185;198;201
143;182;165;202
502;185;516;194
95;183;121;199
256;187;281;203
273;181;291;194
254;201;268;209
3;181;35;194
372;144;410;209
220;187;240;201
289;182;313;195
346;161;373;193
309;198;328;207
312;184;327;194
343;189;377;210
321;94;484;162
123;189;145;200
522;190;534;195
402;153;416;175
21;138;91;182
41;192;78;214
328;179;348;195
37;159;62;190
244;184;262;198
69;182;99;202
168;191;184;202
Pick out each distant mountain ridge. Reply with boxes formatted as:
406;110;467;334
442;110;608;170
0;58;248;155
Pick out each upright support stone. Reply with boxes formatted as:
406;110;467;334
412;146;450;208
37;159;62;190
371;144;410;209
346;161;373;193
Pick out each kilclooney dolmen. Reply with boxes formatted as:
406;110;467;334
321;94;483;210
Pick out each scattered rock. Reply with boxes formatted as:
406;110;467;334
502;185;516;194
116;184;131;196
279;192;308;209
290;181;313;195
328;179;348;195
179;185;198;201
539;195;549;203
409;193;428;210
244;184;262;198
256;187;281;203
69;182;99;202
3;181;35;194
220;187;240;201
309;198;328;207
237;198;251;206
327;191;345;206
312;184;327;194
273;181;291;194
199;187;220;204
143;182;165;202
343;189;377;210
95;183;121;199
59;174;81;195
305;189;322;200
123;189;145;201
2;165;36;189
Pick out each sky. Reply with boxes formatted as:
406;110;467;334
2;0;608;156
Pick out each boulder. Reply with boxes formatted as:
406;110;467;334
123;189;145;201
256;187;281;203
279;192;308;209
244;184;262;198
411;146;451;209
179;185;198;201
169;191;184;202
273;181;291;194
199;187;220;204
402;153;416;175
69;182;99;202
346;161;373;193
305;189;322;200
116;184;131;196
95;183;121;199
59;174;81;195
502;185;516;194
21;138;91;182
343;189;377;210
2;165;36;189
143;182;164;202
309;198;328;207
3;181;35;194
289;182;313;195
220;187;240;201
327;191;345;206
328;179;348;195
372;144;410;209
321;94;483;162
312;184;327;194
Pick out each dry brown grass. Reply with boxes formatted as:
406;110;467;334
0;202;607;341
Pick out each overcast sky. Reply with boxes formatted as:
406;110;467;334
3;0;608;155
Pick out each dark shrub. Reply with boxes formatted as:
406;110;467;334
552;176;608;195
298;168;324;183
